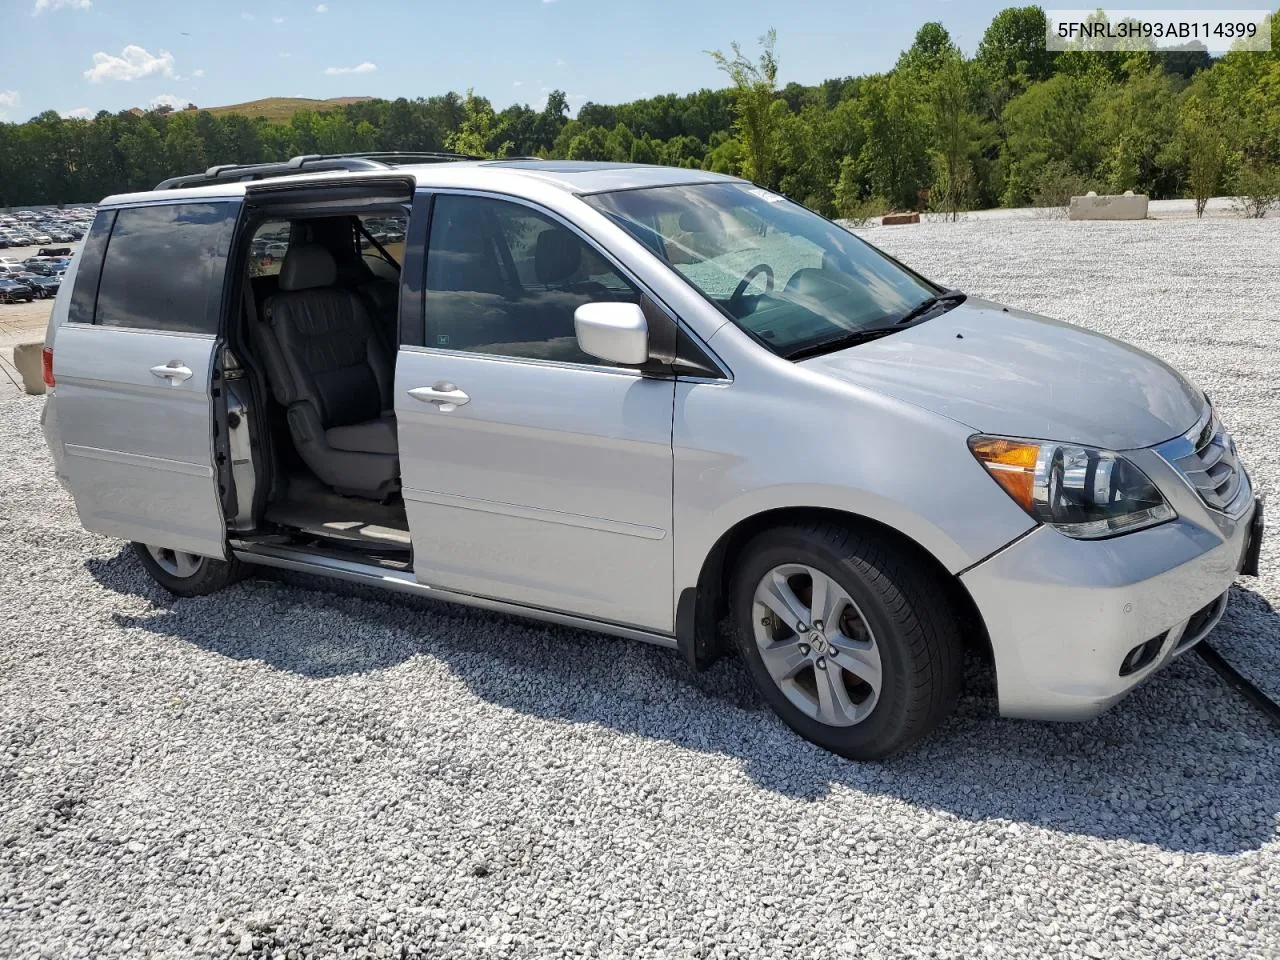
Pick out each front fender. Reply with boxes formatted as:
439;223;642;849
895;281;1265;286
671;367;1035;600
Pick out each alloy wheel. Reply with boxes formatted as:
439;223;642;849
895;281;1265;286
145;545;204;579
751;563;883;726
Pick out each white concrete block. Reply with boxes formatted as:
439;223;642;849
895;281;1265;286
1068;191;1149;221
12;341;46;396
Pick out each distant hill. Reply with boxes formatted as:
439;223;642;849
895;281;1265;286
201;96;375;122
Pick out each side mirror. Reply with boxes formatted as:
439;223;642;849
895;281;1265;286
574;302;649;366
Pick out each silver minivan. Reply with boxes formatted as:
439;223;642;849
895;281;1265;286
40;156;1264;759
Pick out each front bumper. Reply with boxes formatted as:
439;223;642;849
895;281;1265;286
961;450;1258;721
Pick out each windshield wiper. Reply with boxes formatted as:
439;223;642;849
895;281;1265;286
782;290;968;361
783;326;901;361
894;290;967;326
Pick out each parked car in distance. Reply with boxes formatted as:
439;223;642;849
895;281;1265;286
0;278;34;303
25;275;60;298
38;155;1264;760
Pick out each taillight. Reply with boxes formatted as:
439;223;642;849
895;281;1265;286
41;346;54;388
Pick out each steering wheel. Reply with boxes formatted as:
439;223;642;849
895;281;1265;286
729;263;774;311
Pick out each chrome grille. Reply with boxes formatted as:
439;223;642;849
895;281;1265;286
1157;408;1247;514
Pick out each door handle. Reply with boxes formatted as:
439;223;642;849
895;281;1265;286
150;361;193;383
409;384;470;408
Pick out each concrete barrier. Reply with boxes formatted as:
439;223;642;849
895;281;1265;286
1069;191;1149;221
12;341;46;395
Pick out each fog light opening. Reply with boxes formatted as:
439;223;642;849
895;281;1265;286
1119;634;1167;677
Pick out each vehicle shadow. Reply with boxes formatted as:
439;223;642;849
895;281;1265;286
87;547;1280;855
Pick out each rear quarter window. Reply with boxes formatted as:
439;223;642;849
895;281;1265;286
94;201;239;335
67;209;115;326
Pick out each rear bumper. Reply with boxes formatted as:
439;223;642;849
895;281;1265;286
962;480;1257;722
40;395;70;492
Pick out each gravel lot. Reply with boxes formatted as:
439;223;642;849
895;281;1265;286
2;218;1278;960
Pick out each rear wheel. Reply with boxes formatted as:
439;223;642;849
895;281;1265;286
132;542;247;597
730;522;963;760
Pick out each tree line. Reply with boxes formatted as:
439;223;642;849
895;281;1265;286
1;6;1277;218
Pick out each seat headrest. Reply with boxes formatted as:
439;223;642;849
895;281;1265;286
534;230;582;285
279;245;338;291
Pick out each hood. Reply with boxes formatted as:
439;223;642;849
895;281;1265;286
801;298;1204;450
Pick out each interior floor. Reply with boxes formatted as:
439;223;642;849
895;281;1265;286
263;472;410;551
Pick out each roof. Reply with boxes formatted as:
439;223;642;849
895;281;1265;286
98;160;739;208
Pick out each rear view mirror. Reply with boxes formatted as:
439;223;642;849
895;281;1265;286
574;302;649;366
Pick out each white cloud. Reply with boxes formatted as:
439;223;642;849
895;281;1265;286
150;93;185;110
192;68;204;78
315;3;327;11
63;106;93;119
33;0;91;14
279;52;292;58
0;90;19;120
272;15;285;23
324;61;376;75
555;58;565;67
240;11;254;19
84;45;175;83
513;80;523;87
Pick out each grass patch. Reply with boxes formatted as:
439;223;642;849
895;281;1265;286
203;96;375;122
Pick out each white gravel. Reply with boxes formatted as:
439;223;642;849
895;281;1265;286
2;218;1279;960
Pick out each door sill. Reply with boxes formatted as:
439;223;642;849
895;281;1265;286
229;540;678;650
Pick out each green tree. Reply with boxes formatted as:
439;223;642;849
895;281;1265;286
1177;96;1224;217
163;112;207;176
930;54;988;219
533;91;570;154
1093;66;1180;196
566;126;611;161
896;22;958;76
630;135;661;165
116;120;168;192
702;133;743;174
976;6;1056;92
708;28;780;188
1000;73;1101;205
605;122;635;162
858;71;931;209
446;90;513;158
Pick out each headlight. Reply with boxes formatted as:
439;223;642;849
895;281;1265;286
969;436;1175;539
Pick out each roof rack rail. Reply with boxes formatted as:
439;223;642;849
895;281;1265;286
154;151;480;191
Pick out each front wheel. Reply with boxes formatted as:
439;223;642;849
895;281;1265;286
132;542;246;597
730;522;963;760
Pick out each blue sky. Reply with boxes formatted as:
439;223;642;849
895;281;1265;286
0;0;1258;121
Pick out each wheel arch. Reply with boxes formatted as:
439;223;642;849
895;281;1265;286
676;506;992;672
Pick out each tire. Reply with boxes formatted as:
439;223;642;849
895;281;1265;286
730;522;963;761
131;542;247;597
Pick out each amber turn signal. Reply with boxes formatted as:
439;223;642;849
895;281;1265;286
968;437;1040;512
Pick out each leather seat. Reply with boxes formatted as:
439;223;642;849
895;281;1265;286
256;245;399;500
